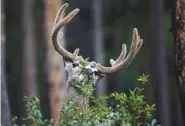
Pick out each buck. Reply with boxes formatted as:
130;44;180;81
52;3;143;108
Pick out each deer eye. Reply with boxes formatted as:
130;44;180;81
94;71;98;76
72;63;79;67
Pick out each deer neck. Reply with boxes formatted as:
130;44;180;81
65;79;90;107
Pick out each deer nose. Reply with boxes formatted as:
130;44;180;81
86;68;93;75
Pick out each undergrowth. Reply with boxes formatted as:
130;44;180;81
12;74;161;126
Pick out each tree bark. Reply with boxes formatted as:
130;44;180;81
1;62;12;126
135;10;156;108
1;2;12;125
149;0;171;125
21;0;37;96
44;0;65;124
5;0;23;123
19;0;37;119
93;0;107;95
171;0;185;124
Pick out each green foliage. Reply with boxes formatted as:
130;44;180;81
12;115;18;126
22;96;53;126
147;119;161;126
73;83;94;98
137;74;149;84
79;57;91;72
60;75;158;126
13;74;160;126
107;89;155;126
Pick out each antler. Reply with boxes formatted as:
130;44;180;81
52;4;143;74
97;28;143;74
52;3;80;62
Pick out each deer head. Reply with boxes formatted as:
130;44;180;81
52;3;143;106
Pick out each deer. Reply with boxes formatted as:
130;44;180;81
52;3;143;110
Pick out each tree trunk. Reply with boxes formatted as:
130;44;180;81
149;0;171;125
44;0;65;124
93;0;107;95
136;12;156;108
21;0;37;96
20;0;37;118
1;2;12;125
171;0;185;124
1;62;12;126
5;0;23;123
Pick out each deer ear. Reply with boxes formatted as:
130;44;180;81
64;59;73;71
64;60;73;66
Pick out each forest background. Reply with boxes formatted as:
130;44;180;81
1;0;185;126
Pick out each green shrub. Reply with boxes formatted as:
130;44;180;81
12;74;161;126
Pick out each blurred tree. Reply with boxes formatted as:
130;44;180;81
149;0;171;125
5;0;24;123
1;2;12;125
17;0;38;119
21;0;37;96
171;0;185;124
34;0;50;120
93;0;107;95
44;0;65;124
132;0;156;109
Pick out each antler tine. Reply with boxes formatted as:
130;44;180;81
52;3;80;61
53;3;69;26
97;28;143;73
110;44;127;66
